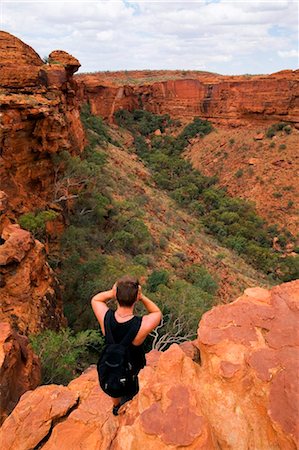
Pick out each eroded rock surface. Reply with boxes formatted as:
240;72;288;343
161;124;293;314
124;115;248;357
0;31;85;215
0;322;41;425
77;70;299;126
197;280;299;449
0;281;297;449
0;224;66;334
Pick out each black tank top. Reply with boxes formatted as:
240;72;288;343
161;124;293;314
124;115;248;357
104;309;146;374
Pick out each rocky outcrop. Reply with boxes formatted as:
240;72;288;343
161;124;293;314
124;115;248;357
0;223;66;334
1;280;298;449
77;70;299;126
0;322;41;425
0;31;85;216
196;280;299;449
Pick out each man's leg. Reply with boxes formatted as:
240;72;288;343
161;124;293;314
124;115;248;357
112;397;121;416
112;397;121;406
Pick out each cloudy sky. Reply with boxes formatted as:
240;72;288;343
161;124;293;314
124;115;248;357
1;0;298;75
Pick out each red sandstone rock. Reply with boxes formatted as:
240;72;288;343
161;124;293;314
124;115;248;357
49;50;81;76
0;31;85;215
77;70;299;126
254;132;265;140
0;31;43;88
0;322;41;425
197;280;299;449
0;224;66;334
0;385;78;450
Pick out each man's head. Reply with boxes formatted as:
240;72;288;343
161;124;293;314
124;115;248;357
116;275;139;307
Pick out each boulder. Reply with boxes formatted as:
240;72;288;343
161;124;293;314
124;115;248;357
49;50;81;76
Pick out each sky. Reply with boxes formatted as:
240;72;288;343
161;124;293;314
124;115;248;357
0;0;298;75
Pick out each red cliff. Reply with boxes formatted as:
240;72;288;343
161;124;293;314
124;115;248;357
76;70;299;126
0;322;41;425
0;31;85;216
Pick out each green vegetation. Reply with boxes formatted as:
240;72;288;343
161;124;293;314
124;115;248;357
19;210;58;240
30;328;103;385
147;270;170;292
235;169;244;178
266;122;292;139
53;105;219;348
115;109;297;281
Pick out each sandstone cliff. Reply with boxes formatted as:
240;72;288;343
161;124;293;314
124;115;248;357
0;31;85;216
76;70;299;126
1;280;298;449
0;222;66;334
0;322;41;425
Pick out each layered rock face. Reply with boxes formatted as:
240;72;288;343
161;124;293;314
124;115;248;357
1;280;298;449
0;31;85;215
77;70;299;126
0;322;41;425
0;222;66;334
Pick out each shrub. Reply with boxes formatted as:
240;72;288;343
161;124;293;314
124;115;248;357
266;126;276;138
80;104;111;144
19;210;58;238
273;191;283;198
179;117;213;140
235;169;244;178
279;144;286;150
183;264;218;295
147;270;170;292
30;328;104;385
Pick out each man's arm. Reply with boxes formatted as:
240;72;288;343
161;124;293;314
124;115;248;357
133;290;162;345
91;285;116;334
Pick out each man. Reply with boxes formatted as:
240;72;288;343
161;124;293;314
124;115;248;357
91;275;162;415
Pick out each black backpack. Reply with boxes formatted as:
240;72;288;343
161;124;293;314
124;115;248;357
97;311;140;398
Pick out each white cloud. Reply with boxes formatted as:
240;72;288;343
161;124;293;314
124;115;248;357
1;0;298;74
278;49;298;58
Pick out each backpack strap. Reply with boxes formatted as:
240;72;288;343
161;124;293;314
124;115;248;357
104;310;141;347
120;317;142;347
104;309;115;344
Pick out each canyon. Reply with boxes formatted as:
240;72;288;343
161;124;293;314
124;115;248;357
76;69;299;126
0;31;298;449
77;69;299;233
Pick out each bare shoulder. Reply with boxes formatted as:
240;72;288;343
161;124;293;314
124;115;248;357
132;312;162;345
91;299;108;334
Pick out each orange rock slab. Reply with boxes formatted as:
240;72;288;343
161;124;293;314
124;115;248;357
0;385;78;450
196;280;299;449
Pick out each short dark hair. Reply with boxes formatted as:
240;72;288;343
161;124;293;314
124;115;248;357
116;275;139;307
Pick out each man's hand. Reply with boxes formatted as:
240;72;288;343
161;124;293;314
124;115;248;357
137;284;142;301
112;282;117;299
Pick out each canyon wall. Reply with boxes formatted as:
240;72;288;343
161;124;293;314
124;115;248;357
0;32;85;333
0;31;85;216
77;70;299;126
0;280;298;449
0;322;41;425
